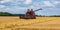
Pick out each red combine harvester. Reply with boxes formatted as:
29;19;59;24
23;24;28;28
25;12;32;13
20;8;42;19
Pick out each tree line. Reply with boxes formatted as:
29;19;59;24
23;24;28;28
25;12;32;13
0;12;24;16
0;12;60;17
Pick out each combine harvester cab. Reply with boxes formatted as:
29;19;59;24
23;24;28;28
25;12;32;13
20;8;42;19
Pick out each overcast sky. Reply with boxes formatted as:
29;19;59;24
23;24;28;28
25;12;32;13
0;0;60;16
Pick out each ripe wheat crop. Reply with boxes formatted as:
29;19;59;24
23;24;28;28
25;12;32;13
0;16;60;30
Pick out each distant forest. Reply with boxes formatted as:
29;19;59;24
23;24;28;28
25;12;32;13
0;12;24;16
0;12;60;17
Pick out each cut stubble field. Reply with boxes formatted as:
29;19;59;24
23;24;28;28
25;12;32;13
0;16;60;30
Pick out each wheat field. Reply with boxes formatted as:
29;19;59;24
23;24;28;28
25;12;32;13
0;16;60;30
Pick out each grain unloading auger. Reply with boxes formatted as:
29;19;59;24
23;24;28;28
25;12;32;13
20;8;42;19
